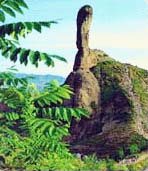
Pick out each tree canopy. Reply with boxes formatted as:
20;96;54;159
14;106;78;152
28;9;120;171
0;1;89;170
0;0;66;68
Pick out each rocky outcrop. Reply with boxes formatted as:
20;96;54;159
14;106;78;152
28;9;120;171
65;5;148;157
65;5;102;141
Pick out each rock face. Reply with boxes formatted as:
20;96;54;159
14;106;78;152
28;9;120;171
65;5;148;157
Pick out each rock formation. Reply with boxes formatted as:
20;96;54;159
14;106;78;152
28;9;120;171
65;5;148;157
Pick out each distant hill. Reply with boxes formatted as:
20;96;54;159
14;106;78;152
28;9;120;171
14;73;65;90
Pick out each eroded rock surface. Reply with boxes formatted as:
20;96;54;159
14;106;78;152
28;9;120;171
65;5;148;157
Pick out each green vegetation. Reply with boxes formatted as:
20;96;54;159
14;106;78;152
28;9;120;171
0;0;66;67
93;60;134;123
128;133;147;152
0;1;148;170
113;133;147;161
116;147;125;160
0;70;89;170
0;1;88;170
128;144;140;155
79;156;129;171
93;59;148;127
129;66;148;110
128;158;148;171
94;60;129;104
128;66;148;131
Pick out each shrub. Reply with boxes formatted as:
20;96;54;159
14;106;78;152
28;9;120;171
0;73;89;169
128;144;140;155
117;147;126;160
129;133;147;152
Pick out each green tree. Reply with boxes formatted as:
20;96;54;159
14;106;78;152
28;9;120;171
0;73;89;169
0;1;89;169
0;0;66;67
128;144;140;155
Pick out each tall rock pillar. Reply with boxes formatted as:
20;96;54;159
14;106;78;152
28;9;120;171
65;5;101;141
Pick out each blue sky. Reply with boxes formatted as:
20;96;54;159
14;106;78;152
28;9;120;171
1;0;148;77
